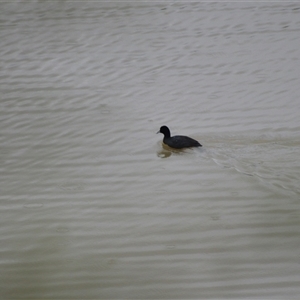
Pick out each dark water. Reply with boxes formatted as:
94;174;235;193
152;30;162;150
1;2;300;299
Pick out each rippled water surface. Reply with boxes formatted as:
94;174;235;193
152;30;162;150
1;2;300;299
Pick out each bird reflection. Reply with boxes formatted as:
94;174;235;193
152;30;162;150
156;143;186;158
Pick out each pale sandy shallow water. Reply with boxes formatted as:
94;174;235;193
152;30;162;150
1;2;300;299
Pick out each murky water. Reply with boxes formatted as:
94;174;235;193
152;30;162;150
1;2;300;299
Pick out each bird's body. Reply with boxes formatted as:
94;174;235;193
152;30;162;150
157;126;202;149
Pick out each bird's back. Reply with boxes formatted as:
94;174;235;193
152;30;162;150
163;135;202;149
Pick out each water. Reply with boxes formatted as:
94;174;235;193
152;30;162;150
1;2;300;299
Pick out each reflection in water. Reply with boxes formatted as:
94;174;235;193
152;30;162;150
157;148;172;158
156;143;187;158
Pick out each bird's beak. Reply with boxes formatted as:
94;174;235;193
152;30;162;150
156;131;160;134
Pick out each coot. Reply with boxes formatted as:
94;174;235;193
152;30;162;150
157;125;202;149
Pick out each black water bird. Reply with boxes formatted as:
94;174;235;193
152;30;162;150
157;125;202;149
